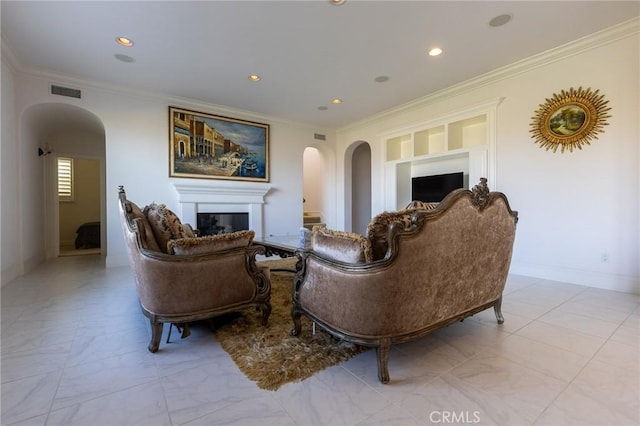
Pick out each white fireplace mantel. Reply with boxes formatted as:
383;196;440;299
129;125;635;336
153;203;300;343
173;182;271;237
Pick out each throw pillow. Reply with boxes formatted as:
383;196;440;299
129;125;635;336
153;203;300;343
167;230;255;255
144;203;187;253
125;200;162;252
405;200;439;210
312;227;372;264
366;210;417;261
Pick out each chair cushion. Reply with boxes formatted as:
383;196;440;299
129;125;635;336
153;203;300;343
405;200;439;210
144;203;188;253
366;210;417;261
167;230;255;255
312;227;372;264
366;202;439;261
126;200;162;252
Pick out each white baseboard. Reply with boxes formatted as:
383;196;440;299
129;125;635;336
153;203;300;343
60;239;76;250
1;251;45;287
23;251;46;275
1;263;20;287
510;261;639;295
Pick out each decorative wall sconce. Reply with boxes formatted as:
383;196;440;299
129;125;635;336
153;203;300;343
38;147;51;156
530;87;611;153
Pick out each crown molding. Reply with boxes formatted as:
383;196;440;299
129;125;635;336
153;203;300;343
340;17;640;133
1;37;20;75
19;66;286;123
8;56;324;133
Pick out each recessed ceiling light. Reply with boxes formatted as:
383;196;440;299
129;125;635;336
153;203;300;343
114;54;135;63
428;47;443;57
375;76;390;83
489;14;512;27
318;106;328;111
248;75;261;82
116;37;134;47
332;98;342;105
329;0;345;5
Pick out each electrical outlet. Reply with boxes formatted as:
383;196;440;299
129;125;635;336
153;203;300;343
600;253;610;264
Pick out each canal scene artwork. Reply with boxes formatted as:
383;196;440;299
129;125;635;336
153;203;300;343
169;106;269;182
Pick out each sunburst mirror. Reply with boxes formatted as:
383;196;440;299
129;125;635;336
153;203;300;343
530;87;611;153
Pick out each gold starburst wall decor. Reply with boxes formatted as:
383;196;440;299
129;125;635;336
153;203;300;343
530;87;611;153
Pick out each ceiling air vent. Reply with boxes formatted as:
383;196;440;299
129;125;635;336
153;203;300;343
51;85;81;99
314;133;326;141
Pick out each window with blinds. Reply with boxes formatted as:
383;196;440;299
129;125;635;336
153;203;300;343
58;157;74;201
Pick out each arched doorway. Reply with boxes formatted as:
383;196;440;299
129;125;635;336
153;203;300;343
350;142;372;235
22;103;106;259
302;146;327;229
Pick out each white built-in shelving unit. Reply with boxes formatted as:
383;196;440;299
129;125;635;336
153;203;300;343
383;99;500;210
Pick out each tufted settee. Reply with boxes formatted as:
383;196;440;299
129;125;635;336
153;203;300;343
118;186;271;352
292;178;518;383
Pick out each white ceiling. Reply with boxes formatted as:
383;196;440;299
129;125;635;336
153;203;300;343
2;1;638;129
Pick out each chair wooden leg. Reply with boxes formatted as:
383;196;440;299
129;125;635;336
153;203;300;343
260;302;272;326
376;339;391;384
291;309;302;336
494;296;505;324
166;323;173;344
148;321;163;353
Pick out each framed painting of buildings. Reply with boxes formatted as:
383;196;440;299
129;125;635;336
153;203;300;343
169;106;270;182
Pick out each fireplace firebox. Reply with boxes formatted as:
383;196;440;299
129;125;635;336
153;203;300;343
197;213;249;236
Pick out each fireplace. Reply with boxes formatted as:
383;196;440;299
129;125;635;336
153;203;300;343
197;213;249;236
173;182;271;237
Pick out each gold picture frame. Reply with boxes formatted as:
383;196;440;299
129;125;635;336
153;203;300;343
530;87;611;153
169;106;270;182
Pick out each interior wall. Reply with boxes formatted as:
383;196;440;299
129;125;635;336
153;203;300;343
1;58;20;284
351;142;371;235
20;96;46;273
5;69;337;271
337;23;639;293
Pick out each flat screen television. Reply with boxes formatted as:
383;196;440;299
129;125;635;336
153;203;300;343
411;172;464;202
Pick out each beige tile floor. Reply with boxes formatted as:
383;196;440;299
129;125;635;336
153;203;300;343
1;255;638;426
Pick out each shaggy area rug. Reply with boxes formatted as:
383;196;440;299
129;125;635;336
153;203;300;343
215;257;366;391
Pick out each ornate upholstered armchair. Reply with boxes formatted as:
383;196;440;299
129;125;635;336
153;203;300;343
292;179;518;383
118;186;271;352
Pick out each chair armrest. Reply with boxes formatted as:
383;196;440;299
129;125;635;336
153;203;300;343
131;245;268;316
294;251;410;337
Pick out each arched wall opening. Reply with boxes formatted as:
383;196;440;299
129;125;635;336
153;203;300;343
21;103;106;261
344;140;372;234
303;146;328;228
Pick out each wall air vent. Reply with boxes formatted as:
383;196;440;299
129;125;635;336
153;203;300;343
314;133;326;141
51;85;82;99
